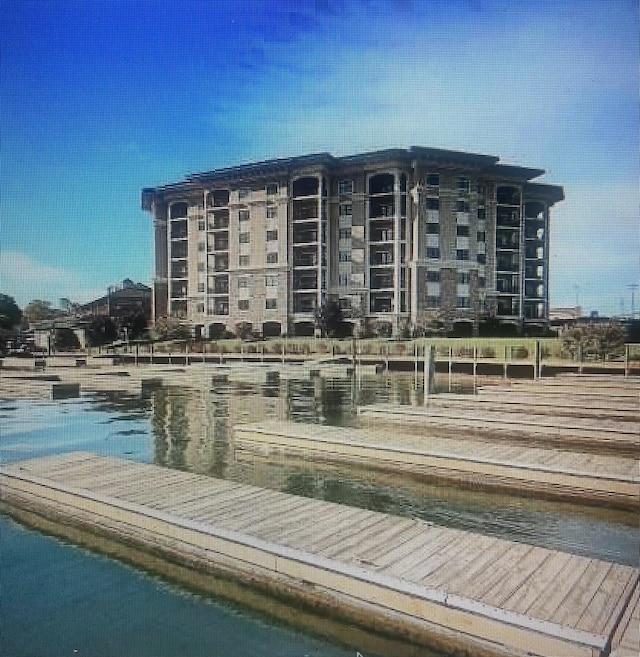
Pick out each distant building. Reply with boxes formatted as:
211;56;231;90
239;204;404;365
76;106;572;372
549;306;584;322
142;147;563;338
78;279;152;322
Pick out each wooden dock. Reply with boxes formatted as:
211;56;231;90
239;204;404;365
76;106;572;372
1;451;637;657
358;404;639;456
234;421;639;509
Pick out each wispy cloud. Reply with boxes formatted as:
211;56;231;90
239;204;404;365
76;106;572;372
0;251;106;307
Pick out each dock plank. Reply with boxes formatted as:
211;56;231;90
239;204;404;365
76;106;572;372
235;421;639;509
2;451;636;657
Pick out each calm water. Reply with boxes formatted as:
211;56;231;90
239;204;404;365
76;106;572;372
1;371;638;656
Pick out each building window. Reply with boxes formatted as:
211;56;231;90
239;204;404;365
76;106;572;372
266;205;277;219
457;177;470;193
266;230;278;241
197;262;205;272
198;219;206;231
239;232;250;243
426;271;440;282
426;295;440;308
238;188;251;199
197;282;205;293
265;298;277;310
426;247;440;259
196;241;205;252
458;272;471;284
266;183;278;196
265;275;278;286
456;225;469;236
338;273;349;286
456;249;470;261
238;278;250;289
456;200;470;213
477;253;486;264
425;173;439;187
426;223;439;235
339;251;351;262
477;230;486;242
239;255;250;266
266;253;278;264
239;209;249;222
456;297;470;308
479;276;486;287
339;180;353;195
238;300;250;310
425;197;439;210
339;203;353;216
477;207;486;220
196;303;205;313
339;227;352;239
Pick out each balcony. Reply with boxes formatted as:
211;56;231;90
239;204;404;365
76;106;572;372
370;294;393;313
496;258;519;273
293;253;318;268
293;276;318;291
292;230;318;245
371;274;393;290
292;200;318;221
206;190;229;208
208;210;229;230
171;265;188;279
369;199;395;219
370;226;394;243
293;294;316;314
171;244;188;259
370;248;393;266
496;208;520;227
213;256;228;272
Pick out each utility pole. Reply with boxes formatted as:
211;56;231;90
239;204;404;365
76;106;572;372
627;284;638;317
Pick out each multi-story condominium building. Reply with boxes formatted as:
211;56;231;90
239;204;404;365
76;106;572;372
142;147;563;338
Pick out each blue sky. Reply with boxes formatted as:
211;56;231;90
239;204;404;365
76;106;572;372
1;0;638;315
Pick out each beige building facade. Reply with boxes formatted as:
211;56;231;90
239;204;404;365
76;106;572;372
142;147;563;338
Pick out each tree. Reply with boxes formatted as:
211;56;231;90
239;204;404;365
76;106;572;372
314;300;351;338
53;327;80;350
85;316;118;347
562;321;627;361
23;299;58;324
120;311;148;341
0;294;22;330
149;317;191;341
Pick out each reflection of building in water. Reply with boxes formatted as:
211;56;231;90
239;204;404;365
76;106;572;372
149;371;425;491
150;378;288;476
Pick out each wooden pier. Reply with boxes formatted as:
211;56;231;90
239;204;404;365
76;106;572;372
1;451;637;657
358;404;639;456
234;421;639;509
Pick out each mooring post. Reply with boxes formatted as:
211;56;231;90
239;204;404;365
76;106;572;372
578;343;583;374
624;343;629;377
504;345;508;379
534;340;540;379
424;344;435;404
473;345;478;391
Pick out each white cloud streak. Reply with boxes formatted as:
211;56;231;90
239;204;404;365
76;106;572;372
0;250;106;307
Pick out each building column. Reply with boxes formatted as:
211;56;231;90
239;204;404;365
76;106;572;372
393;170;402;336
317;175;324;310
410;182;422;330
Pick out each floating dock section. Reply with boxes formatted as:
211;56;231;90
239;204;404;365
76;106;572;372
1;452;638;657
234;421;639;510
358;404;639;456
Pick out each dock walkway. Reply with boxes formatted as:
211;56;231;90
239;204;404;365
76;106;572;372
1;451;637;657
358;404;639;455
234;421;639;509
